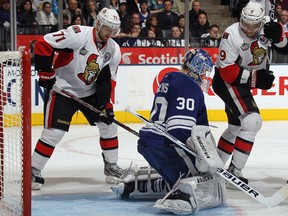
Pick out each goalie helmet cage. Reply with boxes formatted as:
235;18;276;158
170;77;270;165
0;50;31;216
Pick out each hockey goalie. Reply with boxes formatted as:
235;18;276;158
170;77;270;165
112;49;227;215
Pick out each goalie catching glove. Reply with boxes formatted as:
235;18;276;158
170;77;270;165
38;69;56;89
98;102;114;125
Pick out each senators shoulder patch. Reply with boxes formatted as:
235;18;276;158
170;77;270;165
72;25;81;33
222;32;229;39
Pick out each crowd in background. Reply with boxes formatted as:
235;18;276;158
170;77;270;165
1;0;288;50
0;0;224;48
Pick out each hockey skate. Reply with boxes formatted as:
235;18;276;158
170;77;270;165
226;163;248;190
31;166;45;190
102;153;127;184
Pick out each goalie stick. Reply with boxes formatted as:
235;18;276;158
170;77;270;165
125;106;288;207
52;86;140;137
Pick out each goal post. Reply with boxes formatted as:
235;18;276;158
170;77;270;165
0;50;31;216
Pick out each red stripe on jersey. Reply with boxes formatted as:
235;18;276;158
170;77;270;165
218;137;234;154
53;51;74;69
219;64;240;84
35;139;55;158
34;37;53;56
234;136;253;155
110;79;116;103
47;91;57;128
100;137;118;150
231;85;248;112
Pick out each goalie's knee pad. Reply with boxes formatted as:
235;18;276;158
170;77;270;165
111;165;169;199
240;112;262;134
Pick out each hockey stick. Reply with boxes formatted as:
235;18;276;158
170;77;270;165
52;86;140;137
266;0;275;71
125;106;288;207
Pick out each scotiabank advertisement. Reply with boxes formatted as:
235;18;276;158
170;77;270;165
119;47;219;64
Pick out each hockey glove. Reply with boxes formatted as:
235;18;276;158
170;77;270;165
264;21;283;43
38;70;56;89
99;103;114;125
250;69;275;90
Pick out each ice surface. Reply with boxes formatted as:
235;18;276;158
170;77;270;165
32;122;288;216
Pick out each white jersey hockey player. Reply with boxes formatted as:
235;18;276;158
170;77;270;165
212;1;287;186
31;8;126;190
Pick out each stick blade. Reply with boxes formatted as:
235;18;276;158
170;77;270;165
268;184;288;207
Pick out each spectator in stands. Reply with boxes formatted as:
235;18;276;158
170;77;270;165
117;0;131;32
63;14;70;28
278;0;288;10
190;12;209;38
121;12;140;34
139;14;162;37
110;0;118;10
32;0;52;11
280;9;288;32
121;23;141;46
0;0;10;27
200;24;221;47
126;0;140;14
17;0;38;26
189;0;206;29
157;0;178;38
138;0;150;28
166;25;184;47
35;1;58;25
231;0;248;21
149;0;163;14
172;0;192;15
275;2;283;21
177;14;185;37
63;0;85;25
135;29;164;46
273;9;288;63
71;13;84;25
84;0;99;26
95;0;109;11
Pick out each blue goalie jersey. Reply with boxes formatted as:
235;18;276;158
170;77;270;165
138;72;209;147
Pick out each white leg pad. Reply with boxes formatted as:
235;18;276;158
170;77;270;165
154;174;226;215
186;125;224;173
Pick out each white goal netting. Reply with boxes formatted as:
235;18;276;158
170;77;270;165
0;51;31;216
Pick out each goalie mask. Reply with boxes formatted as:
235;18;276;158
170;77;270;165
183;48;213;93
96;8;121;41
240;1;265;37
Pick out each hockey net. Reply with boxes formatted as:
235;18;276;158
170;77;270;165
0;50;31;216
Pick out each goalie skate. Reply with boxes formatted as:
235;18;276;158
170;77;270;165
32;166;45;190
